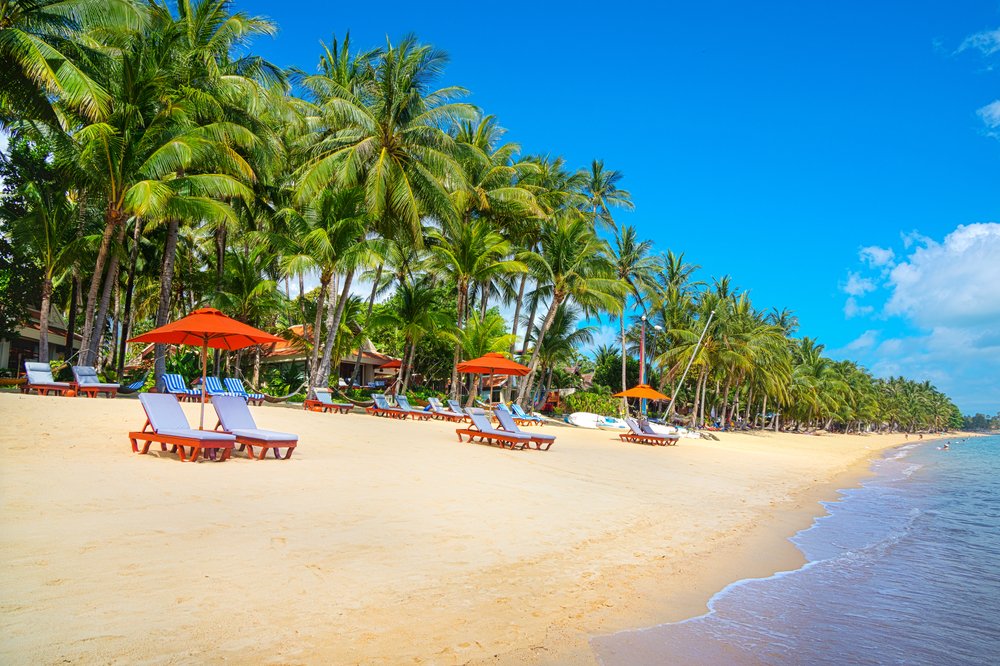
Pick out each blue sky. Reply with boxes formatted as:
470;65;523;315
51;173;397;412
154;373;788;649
236;0;1000;413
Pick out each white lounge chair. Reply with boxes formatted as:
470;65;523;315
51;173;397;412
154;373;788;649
212;395;298;460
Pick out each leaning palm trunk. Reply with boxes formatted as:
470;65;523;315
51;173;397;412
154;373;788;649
314;279;344;395
116;218;142;379
516;294;562;406
88;223;127;365
153;219;181;389
307;272;331;391
349;265;381;387
79;210;122;365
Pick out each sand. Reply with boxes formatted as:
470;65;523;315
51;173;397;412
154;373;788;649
0;391;928;664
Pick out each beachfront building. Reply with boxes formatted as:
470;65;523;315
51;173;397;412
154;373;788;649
264;324;397;387
0;306;82;373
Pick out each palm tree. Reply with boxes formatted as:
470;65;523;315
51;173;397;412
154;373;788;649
583;159;633;231
609;225;658;398
445;309;516;405
515;212;624;406
0;0;143;125
525;303;594;404
11;181;80;361
427;216;525;400
369;276;446;393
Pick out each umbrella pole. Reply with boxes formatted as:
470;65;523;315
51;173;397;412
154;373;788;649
199;339;208;429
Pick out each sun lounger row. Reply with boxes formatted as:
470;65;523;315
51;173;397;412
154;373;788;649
303;391;353;413
129;393;297;462
21;362;121;398
162;373;265;405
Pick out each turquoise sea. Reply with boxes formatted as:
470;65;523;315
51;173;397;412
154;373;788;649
591;435;1000;665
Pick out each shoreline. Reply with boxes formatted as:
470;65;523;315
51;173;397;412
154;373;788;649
0;392;979;664
484;435;899;665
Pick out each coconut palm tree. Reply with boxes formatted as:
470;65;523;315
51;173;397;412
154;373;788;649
369;276;447;393
609;225;658;398
515;212;624;406
426;216;525;399
583;158;633;232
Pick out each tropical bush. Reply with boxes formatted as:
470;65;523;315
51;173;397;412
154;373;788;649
563;386;622;417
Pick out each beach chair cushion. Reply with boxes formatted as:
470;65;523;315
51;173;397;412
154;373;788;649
222;377;265;400
495;409;555;442
468;410;529;441
163;373;199;395
25;362;68;386
204;376;236;396
372;394;398;410
511;404;542;421
139;394;234;442
213;398;297;442
447;399;466;414
72;365;120;388
395;395;418;412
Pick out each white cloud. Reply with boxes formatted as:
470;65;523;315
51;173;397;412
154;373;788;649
859;245;895;268
843;271;877;296
977;100;1000;129
830;329;880;356
884;223;1000;328
843;297;874;319
843;223;1000;412
958;27;1000;56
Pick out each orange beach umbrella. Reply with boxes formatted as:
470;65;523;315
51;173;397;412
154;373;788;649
456;352;529;404
614;384;671;401
456;352;530;376
129;308;283;428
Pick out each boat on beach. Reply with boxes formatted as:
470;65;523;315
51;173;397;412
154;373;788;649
566;412;628;431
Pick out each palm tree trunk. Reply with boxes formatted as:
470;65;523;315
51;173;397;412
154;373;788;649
620;314;628;409
760;395;768;429
324;268;355;382
116;217;142;380
252;346;262;386
153;219;181;390
516;294;562;406
38;277;53;362
479;282;489;318
449;284;467;401
349;264;381;386
401;337;417;394
89;222;127;366
314;279;342;395
719;377;732;426
509;274;527;355
63;272;79;359
691;368;703;427
307;272;331;391
79;209;122;365
520;290;540;357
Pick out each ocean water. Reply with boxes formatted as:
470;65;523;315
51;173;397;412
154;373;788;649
591;435;1000;665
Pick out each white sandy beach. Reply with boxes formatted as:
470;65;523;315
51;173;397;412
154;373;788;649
0;392;933;664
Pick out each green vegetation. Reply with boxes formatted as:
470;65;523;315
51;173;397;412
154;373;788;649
0;0;963;432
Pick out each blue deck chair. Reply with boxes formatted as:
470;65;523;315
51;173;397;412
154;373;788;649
222;377;266;405
511;403;544;423
162;373;200;402
203;376;237;397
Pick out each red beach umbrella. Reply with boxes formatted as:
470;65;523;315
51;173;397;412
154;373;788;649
129;308;283;428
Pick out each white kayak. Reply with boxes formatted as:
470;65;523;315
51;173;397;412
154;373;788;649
567;412;628;430
647;422;702;439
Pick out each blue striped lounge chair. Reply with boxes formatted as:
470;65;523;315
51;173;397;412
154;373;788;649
222;377;266;406
162;373;200;402
203;376;238;397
